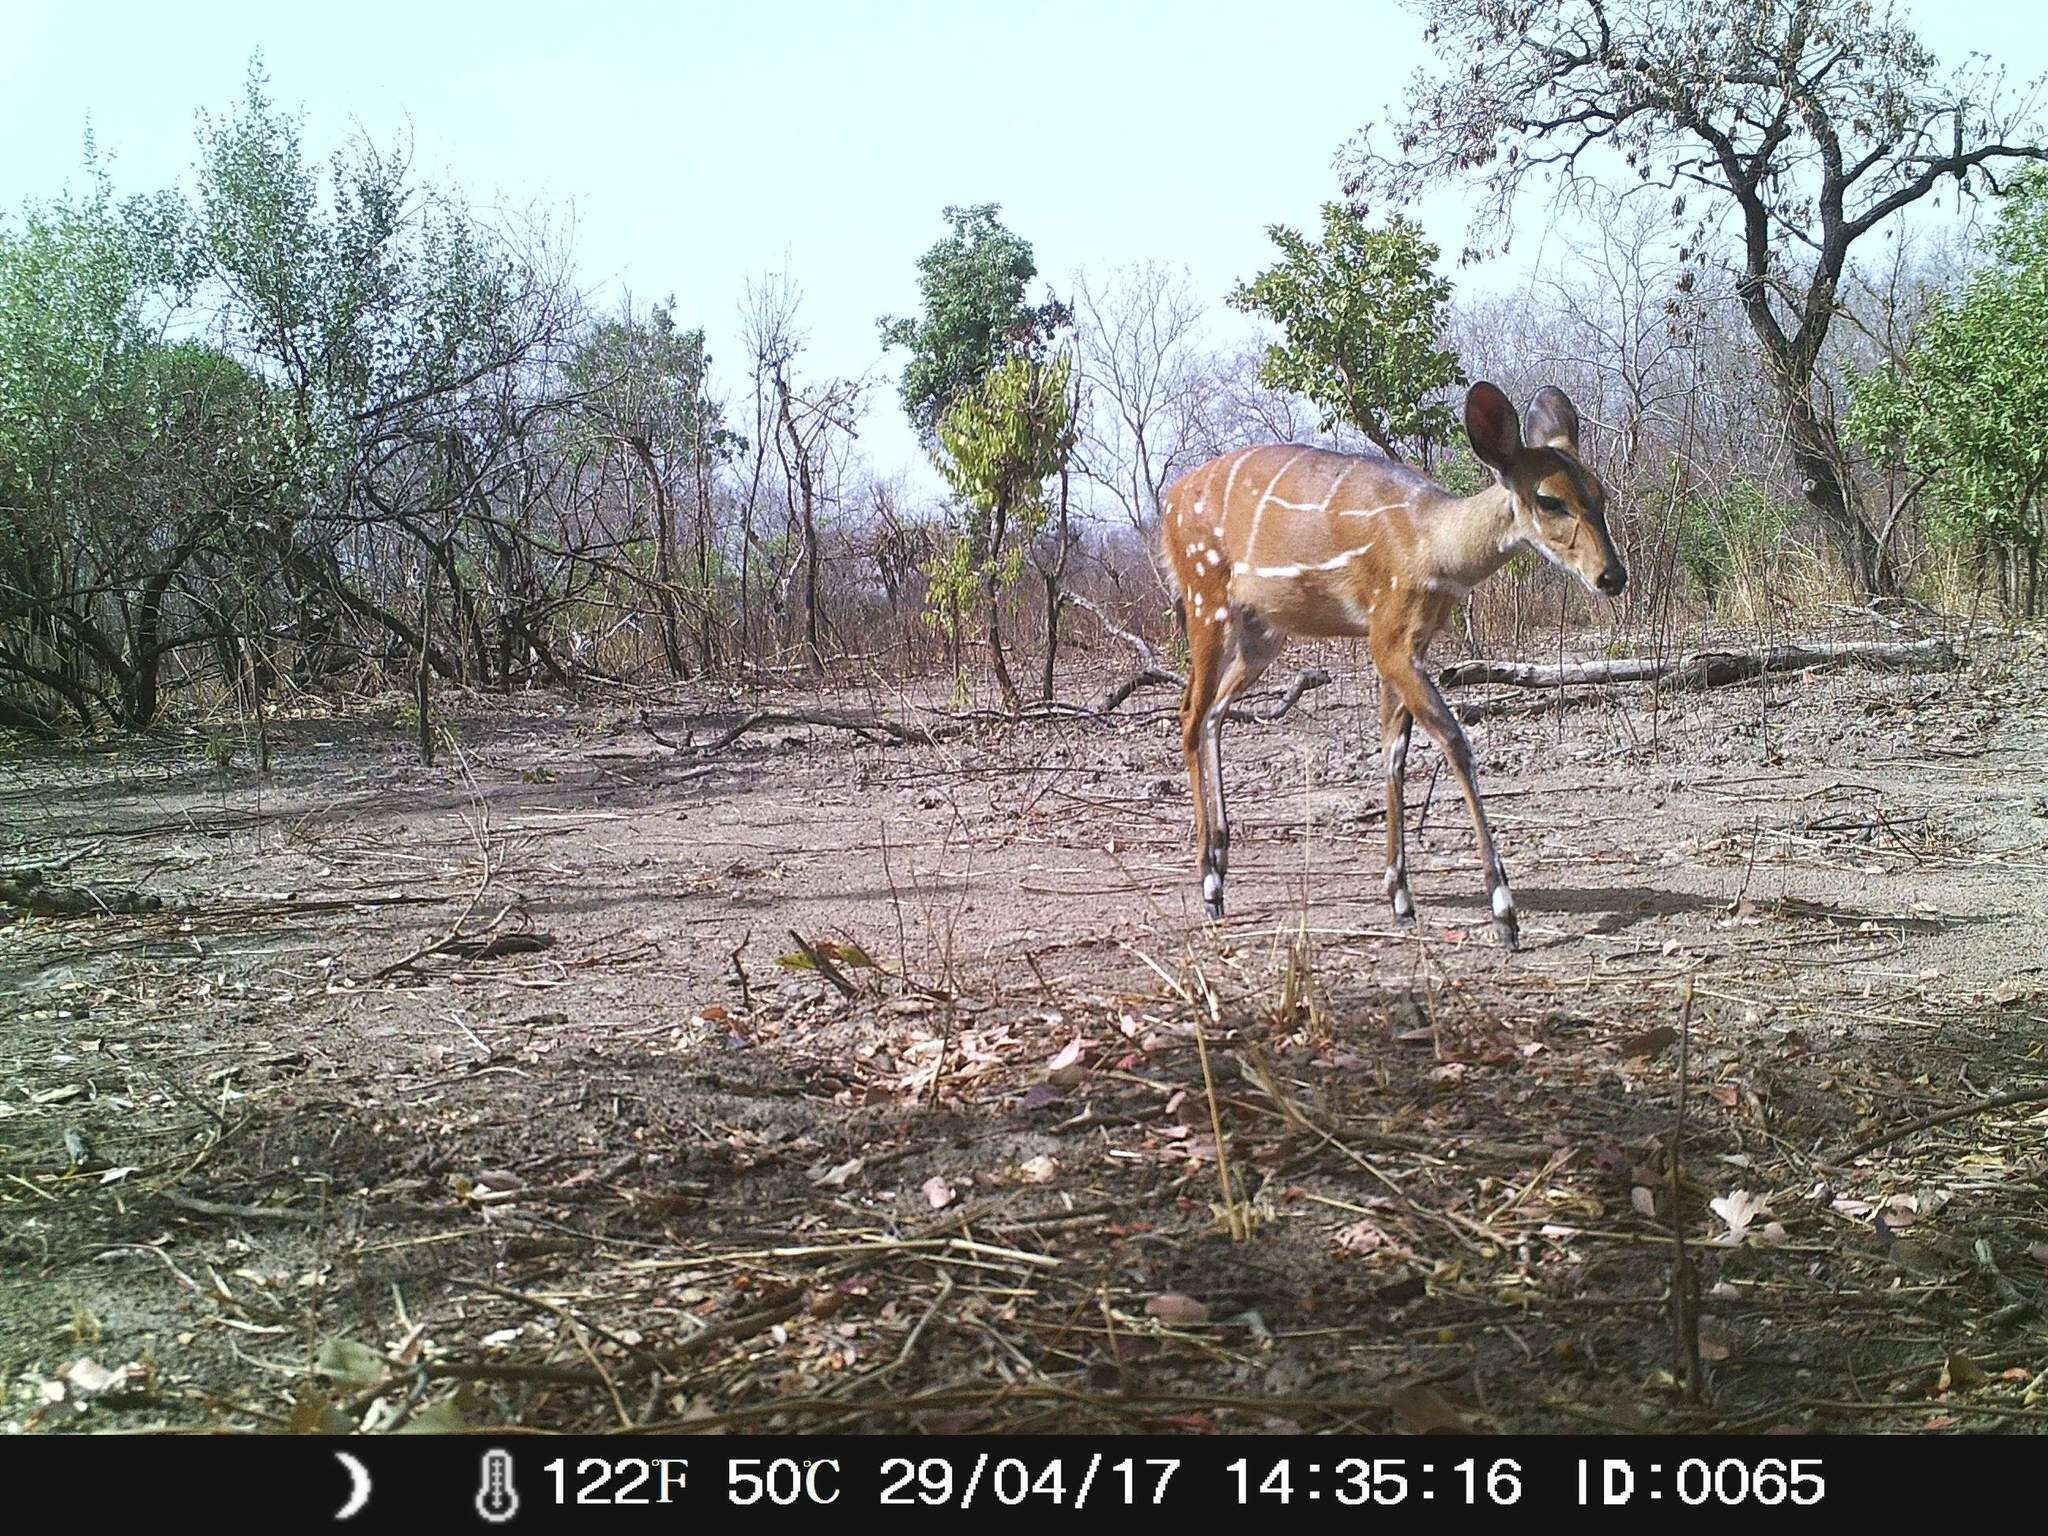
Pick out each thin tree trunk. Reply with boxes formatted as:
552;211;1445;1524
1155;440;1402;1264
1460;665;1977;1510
416;543;437;768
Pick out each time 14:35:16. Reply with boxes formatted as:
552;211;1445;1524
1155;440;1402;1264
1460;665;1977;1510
1228;1459;1522;1505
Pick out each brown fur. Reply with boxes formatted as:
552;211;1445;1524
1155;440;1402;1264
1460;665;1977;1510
1159;383;1626;945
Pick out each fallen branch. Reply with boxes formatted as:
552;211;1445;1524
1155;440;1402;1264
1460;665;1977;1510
641;651;1331;755
644;707;965;755
1440;637;1958;693
1059;590;1159;667
1826;1083;2048;1164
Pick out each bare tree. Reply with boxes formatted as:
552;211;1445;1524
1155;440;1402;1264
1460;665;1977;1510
1073;263;1219;539
1343;0;2048;596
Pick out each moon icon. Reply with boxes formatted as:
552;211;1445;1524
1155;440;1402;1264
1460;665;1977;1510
334;1453;372;1520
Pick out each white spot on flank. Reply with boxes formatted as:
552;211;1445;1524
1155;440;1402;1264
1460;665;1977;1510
1191;592;1203;612
1205;549;1221;567
1212;606;1229;624
1493;886;1515;918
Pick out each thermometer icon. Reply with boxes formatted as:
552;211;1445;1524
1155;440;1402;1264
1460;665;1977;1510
476;1449;520;1523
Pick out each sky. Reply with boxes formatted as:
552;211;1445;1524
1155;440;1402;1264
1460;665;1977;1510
5;0;2045;484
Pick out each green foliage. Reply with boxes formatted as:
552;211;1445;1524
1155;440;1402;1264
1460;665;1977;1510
1227;207;1462;455
1676;478;1792;601
926;352;1077;619
879;204;1071;438
1847;167;2048;559
0;166;195;525
565;301;738;463
193;58;527;465
0;159;292;723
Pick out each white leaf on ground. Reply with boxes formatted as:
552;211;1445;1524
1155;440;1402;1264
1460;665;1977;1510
813;1157;863;1188
1709;1189;1770;1244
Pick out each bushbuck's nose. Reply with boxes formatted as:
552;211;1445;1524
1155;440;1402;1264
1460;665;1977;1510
1597;565;1627;596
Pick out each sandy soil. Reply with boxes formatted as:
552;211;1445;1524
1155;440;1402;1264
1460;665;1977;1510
4;622;2046;1434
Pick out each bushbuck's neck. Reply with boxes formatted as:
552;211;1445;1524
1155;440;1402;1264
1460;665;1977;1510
1413;482;1521;592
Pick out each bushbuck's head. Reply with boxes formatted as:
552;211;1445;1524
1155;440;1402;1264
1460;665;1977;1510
1464;381;1626;598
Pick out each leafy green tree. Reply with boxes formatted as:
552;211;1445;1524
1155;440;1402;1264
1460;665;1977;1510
190;60;571;756
0;162;288;731
566;303;739;674
1848;168;2048;612
930;352;1078;715
879;204;1071;439
1227;207;1462;462
1342;0;2048;598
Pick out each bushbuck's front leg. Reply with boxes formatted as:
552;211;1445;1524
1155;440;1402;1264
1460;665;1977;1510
1179;619;1222;917
1191;610;1284;919
1379;653;1519;949
1379;683;1416;925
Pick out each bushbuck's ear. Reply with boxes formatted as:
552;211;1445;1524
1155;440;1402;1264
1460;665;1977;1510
1525;386;1581;452
1464;381;1522;473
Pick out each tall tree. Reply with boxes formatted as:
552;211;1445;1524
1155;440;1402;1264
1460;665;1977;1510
1074;262;1219;538
0;163;289;731
1341;0;2048;596
566;303;735;675
1227;207;1463;463
931;352;1078;715
879;204;1071;439
1848;167;2048;612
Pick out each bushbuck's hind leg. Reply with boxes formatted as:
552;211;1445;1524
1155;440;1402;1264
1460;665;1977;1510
1378;681;1416;925
1376;649;1519;949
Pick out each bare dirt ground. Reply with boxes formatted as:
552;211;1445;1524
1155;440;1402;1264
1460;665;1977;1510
5;620;2048;1435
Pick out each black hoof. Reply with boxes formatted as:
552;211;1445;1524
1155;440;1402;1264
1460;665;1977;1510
1205;895;1225;920
1493;912;1521;951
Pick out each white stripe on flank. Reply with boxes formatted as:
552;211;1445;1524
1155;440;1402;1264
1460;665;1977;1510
1260;464;1359;516
1245;547;1371;580
1217;449;1252;524
1244;449;1311;559
1334;501;1404;519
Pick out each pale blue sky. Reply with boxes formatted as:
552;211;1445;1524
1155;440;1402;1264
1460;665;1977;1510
5;1;2042;481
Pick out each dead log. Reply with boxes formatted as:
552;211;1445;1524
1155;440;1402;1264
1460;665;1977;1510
644;708;968;755
0;869;164;916
1440;637;1958;693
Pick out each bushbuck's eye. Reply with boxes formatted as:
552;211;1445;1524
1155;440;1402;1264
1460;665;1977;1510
1535;493;1568;516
